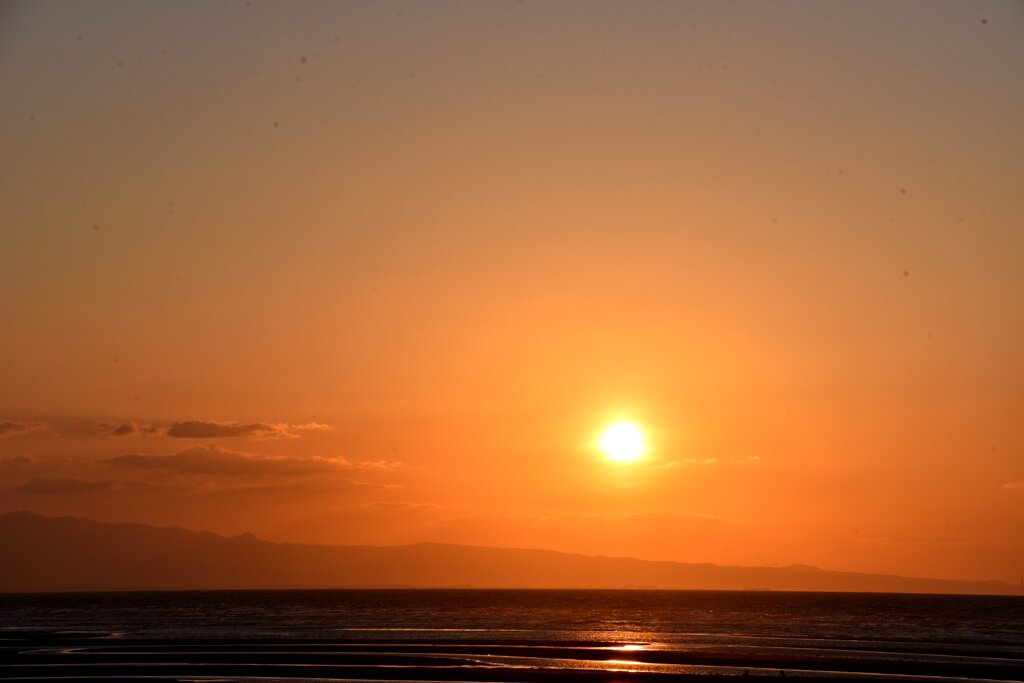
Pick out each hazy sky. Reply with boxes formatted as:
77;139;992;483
1;0;1022;583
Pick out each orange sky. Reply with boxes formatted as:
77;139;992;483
1;0;1022;583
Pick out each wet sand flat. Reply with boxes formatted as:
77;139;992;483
2;631;1023;682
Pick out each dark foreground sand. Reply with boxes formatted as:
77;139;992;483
1;630;1022;682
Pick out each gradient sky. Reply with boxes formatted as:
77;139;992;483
1;0;1022;583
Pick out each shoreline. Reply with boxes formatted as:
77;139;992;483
2;632;1022;682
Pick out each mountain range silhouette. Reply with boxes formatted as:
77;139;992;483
0;511;1014;594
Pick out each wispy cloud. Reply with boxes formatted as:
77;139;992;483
1004;481;1024;490
14;477;114;494
104;445;395;476
57;420;161;438
0;420;48;439
0;418;332;440
661;455;760;468
165;420;333;440
290;422;334;432
365;501;443;511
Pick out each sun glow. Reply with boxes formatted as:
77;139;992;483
598;421;647;463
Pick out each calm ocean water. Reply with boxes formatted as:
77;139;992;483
2;590;1022;681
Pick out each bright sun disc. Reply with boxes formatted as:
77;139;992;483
599;421;646;463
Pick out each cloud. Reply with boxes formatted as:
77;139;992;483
110;422;139;436
59;421;138;438
54;420;160;438
367;501;443;511
165;421;287;439
166;420;333;439
105;445;394;476
0;420;48;438
0;418;329;440
15;477;114;494
291;422;335;432
194;477;396;498
58;421;117;437
665;455;760;467
1004;481;1024;490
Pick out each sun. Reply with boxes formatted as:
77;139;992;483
598;421;647;463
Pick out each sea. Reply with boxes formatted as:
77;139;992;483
1;589;1022;682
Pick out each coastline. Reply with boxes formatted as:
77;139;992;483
3;630;1024;682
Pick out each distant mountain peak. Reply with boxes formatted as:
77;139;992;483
0;510;46;521
0;512;1014;595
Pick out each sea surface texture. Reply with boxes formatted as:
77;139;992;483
1;589;1022;682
